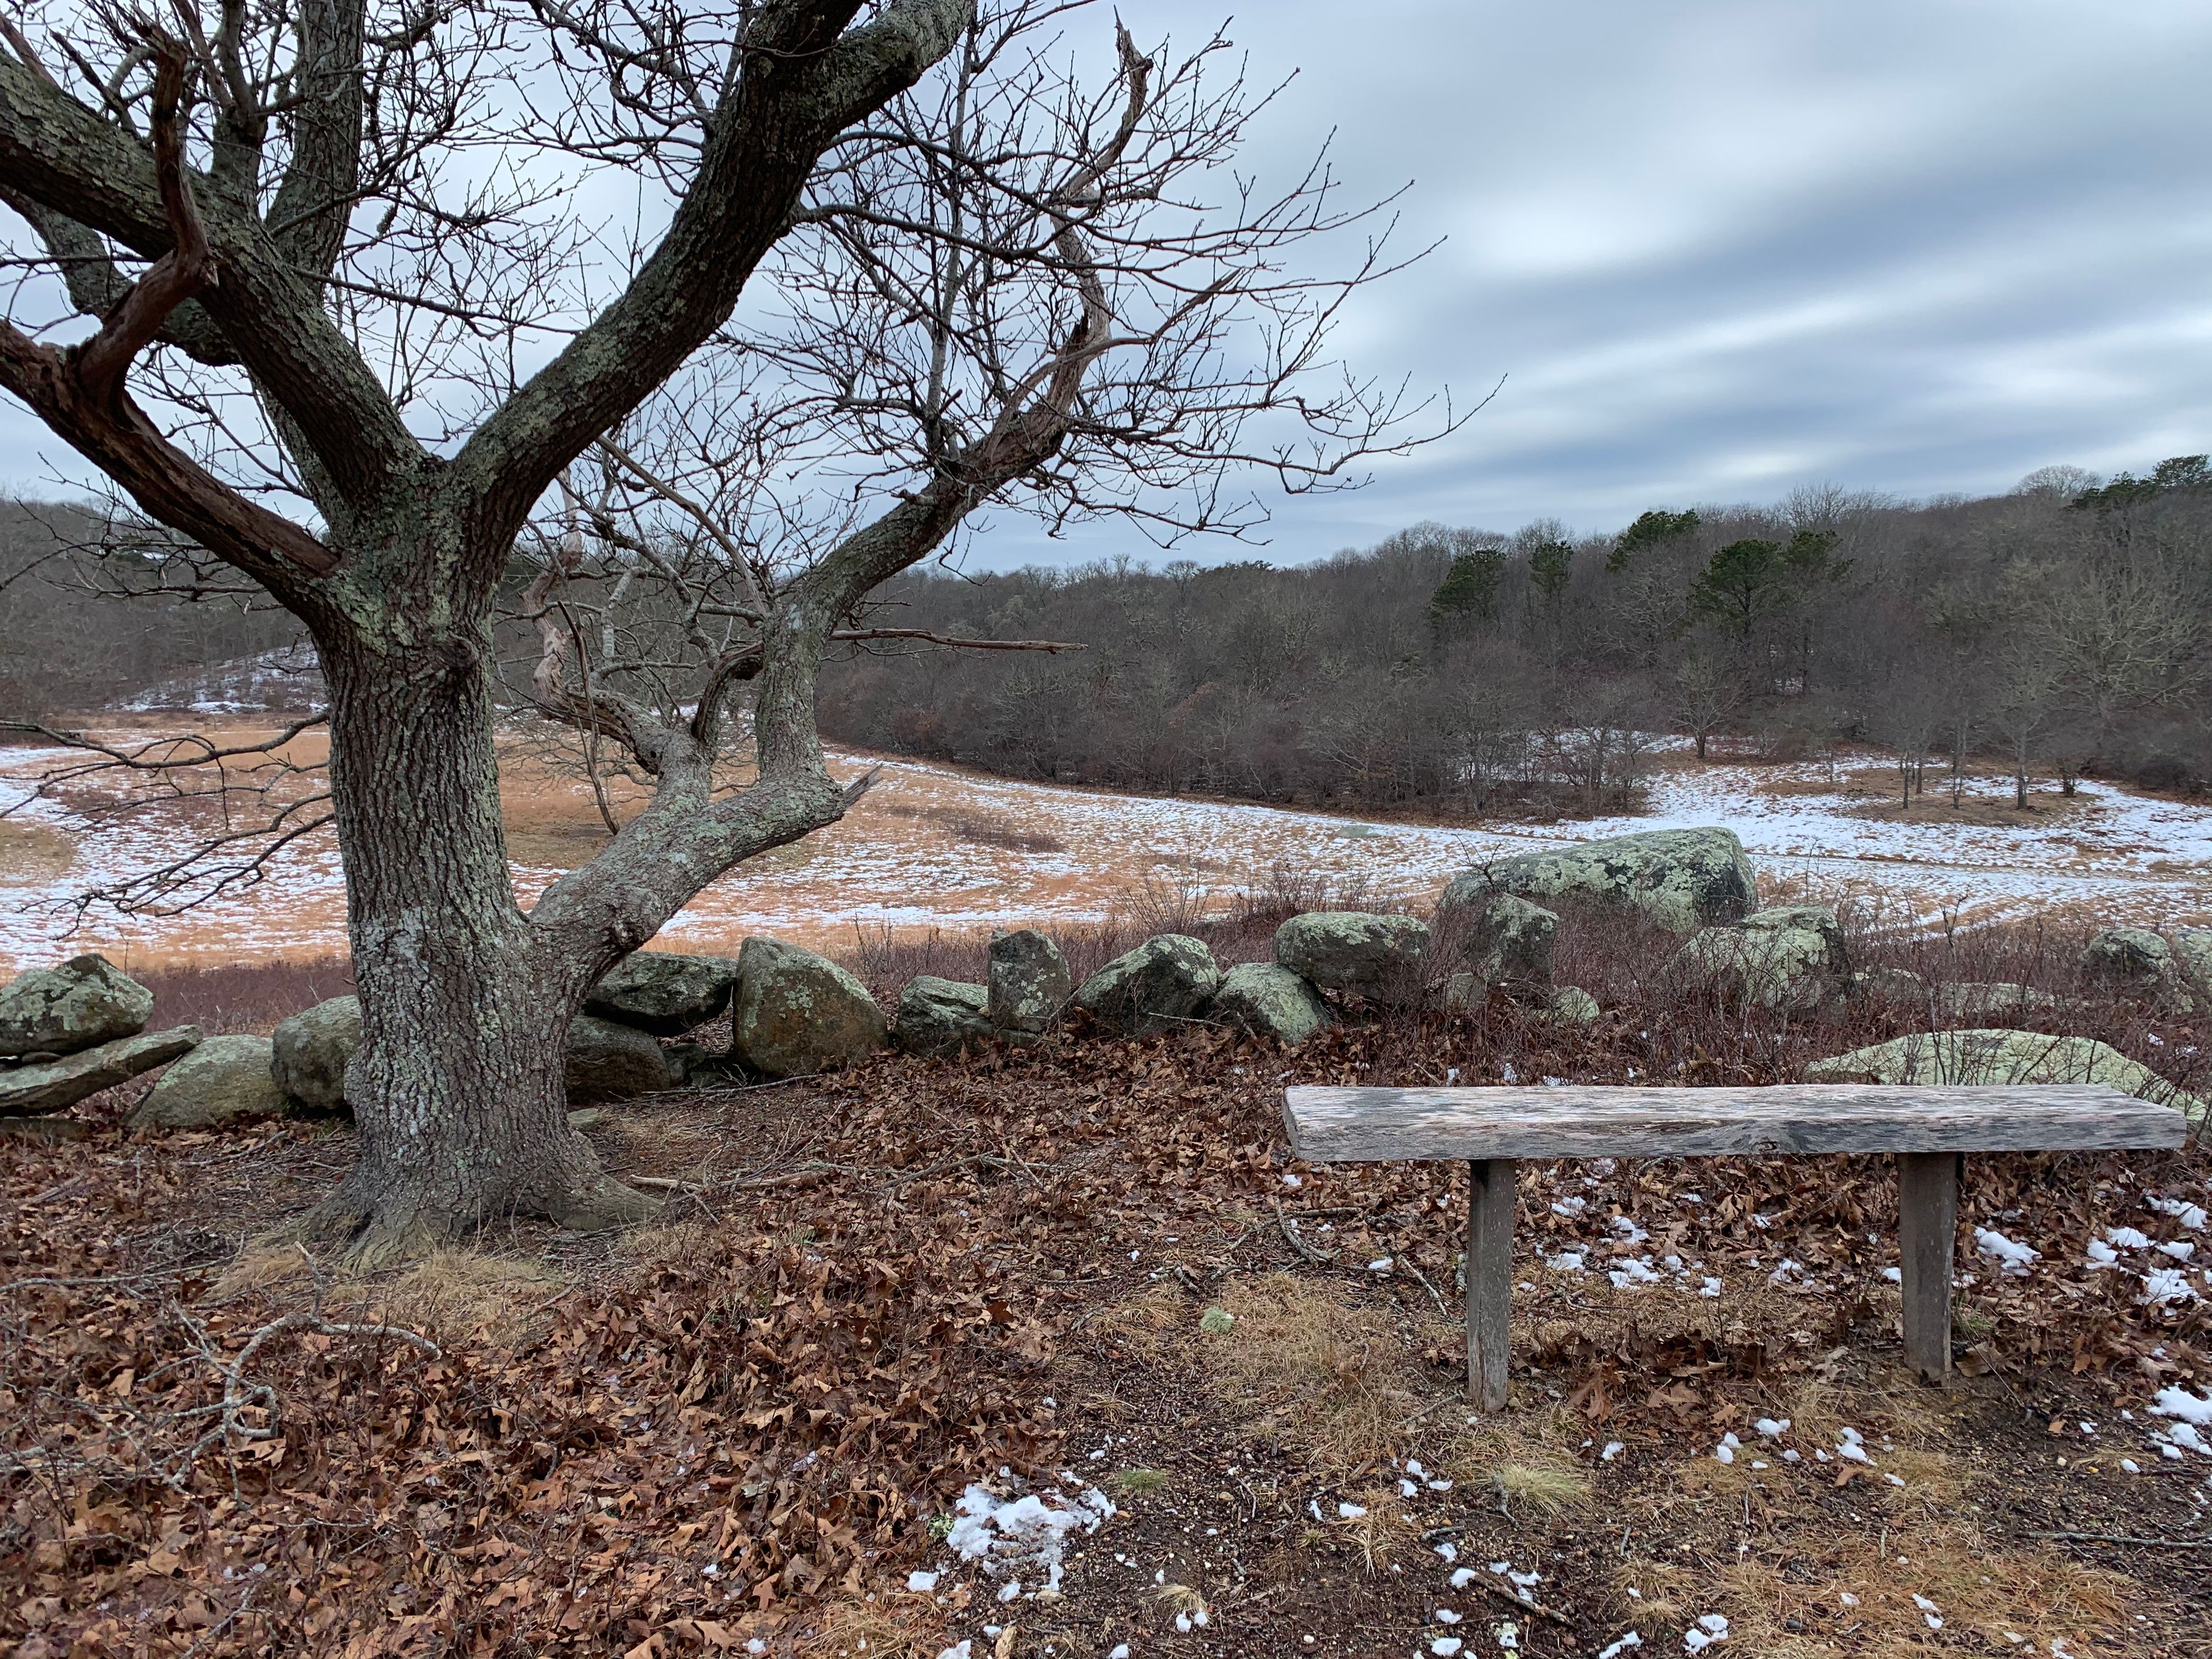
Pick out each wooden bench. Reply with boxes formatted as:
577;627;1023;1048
1281;1084;2190;1409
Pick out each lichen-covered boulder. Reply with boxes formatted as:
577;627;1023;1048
584;951;741;1036
730;938;887;1078
0;954;154;1057
564;1015;674;1099
1676;904;1847;1009
988;928;1073;1034
2176;931;2212;1010
0;1026;201;1116
1546;986;1602;1024
1211;962;1333;1046
896;976;994;1056
1274;912;1429;1001
1073;934;1222;1036
1806;1029;2204;1122
1443;827;1757;934
1446;892;1556;991
271;995;361;1111
2080;928;2178;999
129;1034;287;1129
1933;982;2063;1020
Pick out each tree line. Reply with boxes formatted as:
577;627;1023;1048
815;460;2212;815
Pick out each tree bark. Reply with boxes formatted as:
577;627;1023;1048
287;602;649;1262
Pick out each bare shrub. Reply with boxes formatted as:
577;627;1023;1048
136;954;355;1036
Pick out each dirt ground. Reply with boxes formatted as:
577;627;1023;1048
5;998;2209;1659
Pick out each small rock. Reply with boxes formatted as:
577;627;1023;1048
1274;911;1429;1001
1444;891;1556;991
271;995;361;1112
730;938;887;1078
1546;986;1602;1024
1676;904;1847;1009
1211;961;1334;1046
1443;825;1757;933
0;1026;202;1117
0;953;154;1057
2081;928;2179;1001
584;952;741;1036
130;1034;289;1129
988;928;1073;1034
565;1016;675;1099
1073;934;1222;1036
896;976;995;1056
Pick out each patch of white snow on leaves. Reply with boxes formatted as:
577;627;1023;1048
1974;1228;2039;1275
1912;1593;1944;1630
1683;1613;1729;1652
941;1480;1115;1593
1598;1636;1645;1659
2147;1196;2208;1230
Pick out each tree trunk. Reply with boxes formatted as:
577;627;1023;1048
288;615;650;1263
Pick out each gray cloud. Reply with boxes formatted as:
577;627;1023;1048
8;1;2211;568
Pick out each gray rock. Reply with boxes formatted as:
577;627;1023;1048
730;938;887;1078
988;929;1072;1034
1448;892;1556;991
1806;1029;2205;1123
270;995;361;1111
2176;931;2212;1010
584;951;741;1036
2080;927;2177;999
0;954;154;1057
1436;971;1487;1013
1676;904;1848;1009
1546;986;1602;1024
1274;911;1430;1001
1858;965;1927;1004
1210;962;1333;1046
1933;982;2063;1021
896;976;995;1056
565;1015;674;1099
0;1026;201;1116
1442;826;1758;934
1073;934;1222;1036
129;1034;288;1129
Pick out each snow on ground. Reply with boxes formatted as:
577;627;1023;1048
5;726;2211;973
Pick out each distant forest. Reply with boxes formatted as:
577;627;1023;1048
6;461;2211;820
817;461;2212;816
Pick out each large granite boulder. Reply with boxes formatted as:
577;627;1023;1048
1274;911;1429;1001
1676;904;1848;1009
584;951;741;1036
1806;1029;2205;1122
565;1015;674;1099
1442;827;1757;934
1448;892;1556;992
271;995;361;1111
988;928;1072;1035
730;938;887;1078
2080;928;2179;1001
0;954;154;1057
1073;934;1222;1036
0;1026;201;1116
2176;931;2212;1010
1546;986;1602;1024
1934;982;2063;1021
1210;961;1333;1046
128;1034;287;1129
895;976;994;1056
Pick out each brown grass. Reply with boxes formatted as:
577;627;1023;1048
0;820;73;883
213;1244;567;1347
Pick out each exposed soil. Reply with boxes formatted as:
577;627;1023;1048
5;1002;2209;1658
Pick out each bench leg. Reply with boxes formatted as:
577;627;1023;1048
1897;1152;1961;1384
1465;1157;1516;1411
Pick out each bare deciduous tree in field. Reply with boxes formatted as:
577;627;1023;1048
0;0;1435;1257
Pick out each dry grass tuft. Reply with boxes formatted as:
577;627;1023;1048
1335;1486;1422;1573
800;1597;935;1658
1446;1418;1593;1516
1200;1274;1441;1472
214;1244;567;1347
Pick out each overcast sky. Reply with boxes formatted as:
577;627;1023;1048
6;1;2211;569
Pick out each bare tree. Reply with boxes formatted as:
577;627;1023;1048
0;0;1438;1259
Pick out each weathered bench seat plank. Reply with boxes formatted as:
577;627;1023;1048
1283;1083;2187;1162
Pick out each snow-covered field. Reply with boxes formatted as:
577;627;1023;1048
5;726;2210;974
